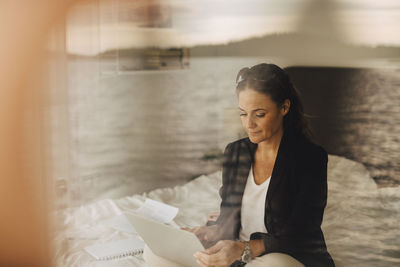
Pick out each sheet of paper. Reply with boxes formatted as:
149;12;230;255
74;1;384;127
100;213;137;234
84;237;145;260
136;198;179;224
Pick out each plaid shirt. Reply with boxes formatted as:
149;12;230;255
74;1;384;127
215;130;335;267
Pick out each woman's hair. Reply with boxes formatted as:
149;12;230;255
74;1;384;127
235;63;314;141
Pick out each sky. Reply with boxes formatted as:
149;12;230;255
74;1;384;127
64;0;400;55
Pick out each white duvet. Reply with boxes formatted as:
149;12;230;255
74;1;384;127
53;155;400;267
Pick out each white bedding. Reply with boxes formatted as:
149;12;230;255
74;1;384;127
53;155;400;267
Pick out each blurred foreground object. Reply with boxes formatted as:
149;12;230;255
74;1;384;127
0;1;77;266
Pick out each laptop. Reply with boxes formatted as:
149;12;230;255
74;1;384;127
126;212;205;267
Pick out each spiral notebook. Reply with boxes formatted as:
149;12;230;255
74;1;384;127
84;237;145;260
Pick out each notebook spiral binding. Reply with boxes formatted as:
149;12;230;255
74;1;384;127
100;248;143;260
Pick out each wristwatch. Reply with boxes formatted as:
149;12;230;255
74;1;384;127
240;241;252;263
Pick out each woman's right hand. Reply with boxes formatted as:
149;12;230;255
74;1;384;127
182;224;223;248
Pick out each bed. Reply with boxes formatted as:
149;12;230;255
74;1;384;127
53;155;400;267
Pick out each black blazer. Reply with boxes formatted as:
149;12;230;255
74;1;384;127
214;130;335;267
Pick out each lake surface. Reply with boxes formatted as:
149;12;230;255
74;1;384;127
286;66;400;187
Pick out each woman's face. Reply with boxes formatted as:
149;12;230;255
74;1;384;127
238;89;289;144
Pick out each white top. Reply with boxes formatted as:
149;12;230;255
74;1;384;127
239;164;271;241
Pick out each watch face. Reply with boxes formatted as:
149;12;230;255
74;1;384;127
243;253;251;263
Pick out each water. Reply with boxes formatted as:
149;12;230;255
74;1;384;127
65;57;246;206
286;66;400;187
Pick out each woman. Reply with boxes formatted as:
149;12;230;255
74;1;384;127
144;63;335;267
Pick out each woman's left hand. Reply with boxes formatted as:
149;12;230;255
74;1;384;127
193;240;244;267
